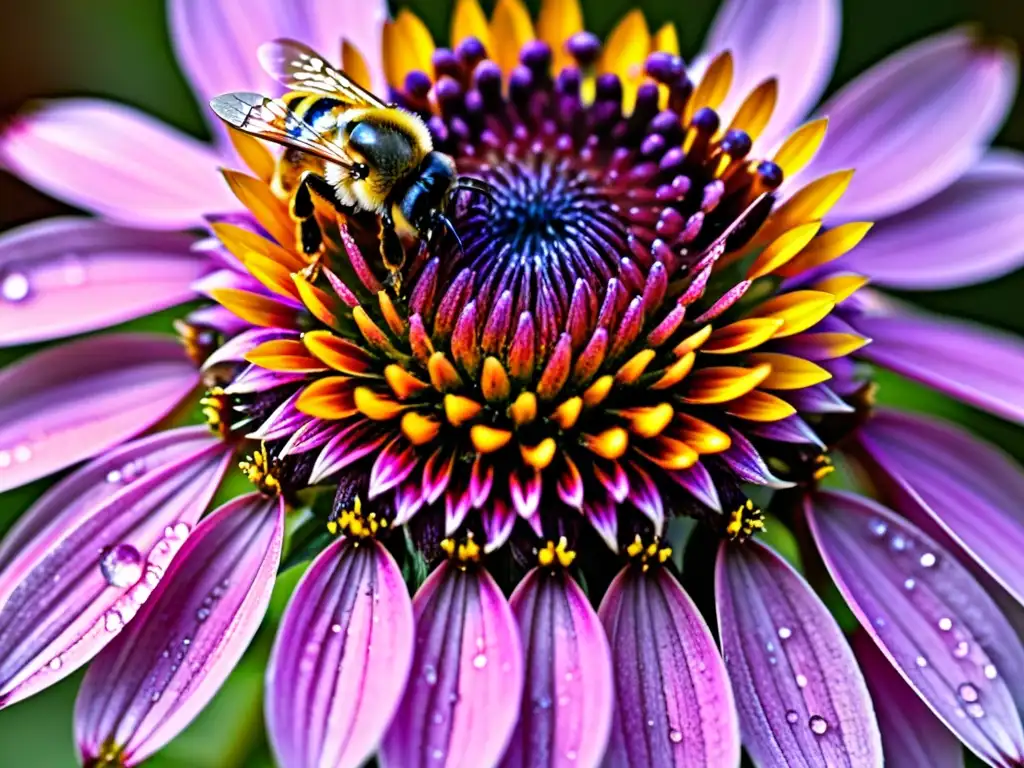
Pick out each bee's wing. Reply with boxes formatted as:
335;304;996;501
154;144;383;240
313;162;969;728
258;38;388;108
210;92;356;168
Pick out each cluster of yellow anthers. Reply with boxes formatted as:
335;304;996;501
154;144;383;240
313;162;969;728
440;533;483;566
238;443;281;496
326;497;390;539
537;537;578;569
199;386;230;439
726;499;766;539
625;534;674;573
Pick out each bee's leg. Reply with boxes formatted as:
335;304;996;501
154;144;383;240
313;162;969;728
379;212;406;295
291;172;337;279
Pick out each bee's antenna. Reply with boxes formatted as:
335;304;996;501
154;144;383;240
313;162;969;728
450;177;496;207
436;214;464;257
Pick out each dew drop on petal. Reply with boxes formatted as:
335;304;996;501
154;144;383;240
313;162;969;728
566;750;578;761
915;656;928;668
473;653;488;669
966;703;986;719
196;607;211;622
953;642;970;659
100;544;144;588
48;657;61;671
1;271;30;302
903;578;916;590
431;748;444;761
424;664;438;685
809;715;828;735
668;729;683;744
330;623;342;634
785;710;799;724
957;683;979;703
984;664;998;680
868;519;887;537
889;534;908;552
13;444;32;463
796;674;808;688
919;552;937;568
777;627;792;640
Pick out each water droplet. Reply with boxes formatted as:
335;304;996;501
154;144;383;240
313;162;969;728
473;653;488;669
916;656;928;668
954;642;970;659
889;534;908;552
424;664;438;685
106;470;123;484
769;657;778;666
196;607;211;622
766;641;775;653
1;272;30;302
873;617;887;628
868;519;887;537
796;674;808;689
13;444;32;463
777;627;792;640
668;729;683;744
938;617;952;632
647;719;655;728
0;451;10;468
431;748;444;761
535;695;552;710
48;657;61;671
903;578;916;590
957;683;979;703
984;664;998;680
966;703;985;719
558;694;570;707
100;544;144;588
809;715;828;735
331;623;342;634
104;612;124;633
785;710;799;724
919;552;937;568
432;711;445;725
151;691;162;703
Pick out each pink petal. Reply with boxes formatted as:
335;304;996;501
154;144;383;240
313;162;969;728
75;492;285;767
842;150;1024;289
852;307;1024;425
0;429;231;708
807;491;1024;766
858;409;1024;607
381;562;524;768
267;536;413;768
503;568;613;768
0;334;200;493
716;539;882;767
806;29;1018;220
0;218;209;346
0;99;236;228
853;633;965;768
600;565;740;767
701;0;840;149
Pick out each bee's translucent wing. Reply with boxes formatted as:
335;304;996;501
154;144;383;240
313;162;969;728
209;92;355;168
259;38;387;108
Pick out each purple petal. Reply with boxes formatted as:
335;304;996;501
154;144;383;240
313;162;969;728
75;492;285;766
0;429;231;708
267;536;413;768
858;409;1024;608
852;308;1024;425
715;539;883;767
807;491;1024;765
599;565;740;767
201;327;297;370
503;568;613;768
853;632;965;768
701;0;840;149
720;428;795;488
381;562;524;768
0;218;209;346
0;334;200;493
842;150;1024;289
805;29;1018;220
0;99;236;227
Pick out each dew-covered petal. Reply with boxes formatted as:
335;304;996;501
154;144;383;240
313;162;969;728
852;308;1024;425
267;536;413;768
805;29;1018;220
701;0;840;149
715;538;883;767
0;218;209;346
853;633;965;768
807;491;1024;766
75;493;285;767
0;334;200;493
0;431;231;709
0;100;236;227
859;409;1024;607
380;562;524;768
841;150;1024;289
599;565;740;768
503;568;613;768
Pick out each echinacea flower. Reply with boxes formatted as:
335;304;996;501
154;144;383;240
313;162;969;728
1;1;1023;767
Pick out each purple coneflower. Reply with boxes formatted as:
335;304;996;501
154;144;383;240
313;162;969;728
1;0;1024;767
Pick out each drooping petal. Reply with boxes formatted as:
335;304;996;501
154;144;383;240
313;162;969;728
715;539;883;767
0;430;231;709
267;536;413;768
841;150;1024;289
0;100;236;227
380;562;524;768
504;568;613;768
700;0;840;149
853;633;965;768
807;491;1024;766
599;565;740;767
852;308;1024;425
858;409;1024;607
0;334;200;493
0;218;209;346
805;29;1018;220
75;493;285;767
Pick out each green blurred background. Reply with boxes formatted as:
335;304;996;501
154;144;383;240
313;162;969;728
1;0;1022;765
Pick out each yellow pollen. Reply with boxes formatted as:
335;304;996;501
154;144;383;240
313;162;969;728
327;497;389;540
200;387;230;437
726;499;766;540
625;534;672;572
440;532;482;567
239;443;281;495
813;453;835;480
537;537;577;569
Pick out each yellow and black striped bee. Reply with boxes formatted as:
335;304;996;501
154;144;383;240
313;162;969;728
210;39;489;288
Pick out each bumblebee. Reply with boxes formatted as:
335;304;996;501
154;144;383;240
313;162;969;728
210;39;488;288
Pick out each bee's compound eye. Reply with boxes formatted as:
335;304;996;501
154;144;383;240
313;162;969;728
352;163;370;180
